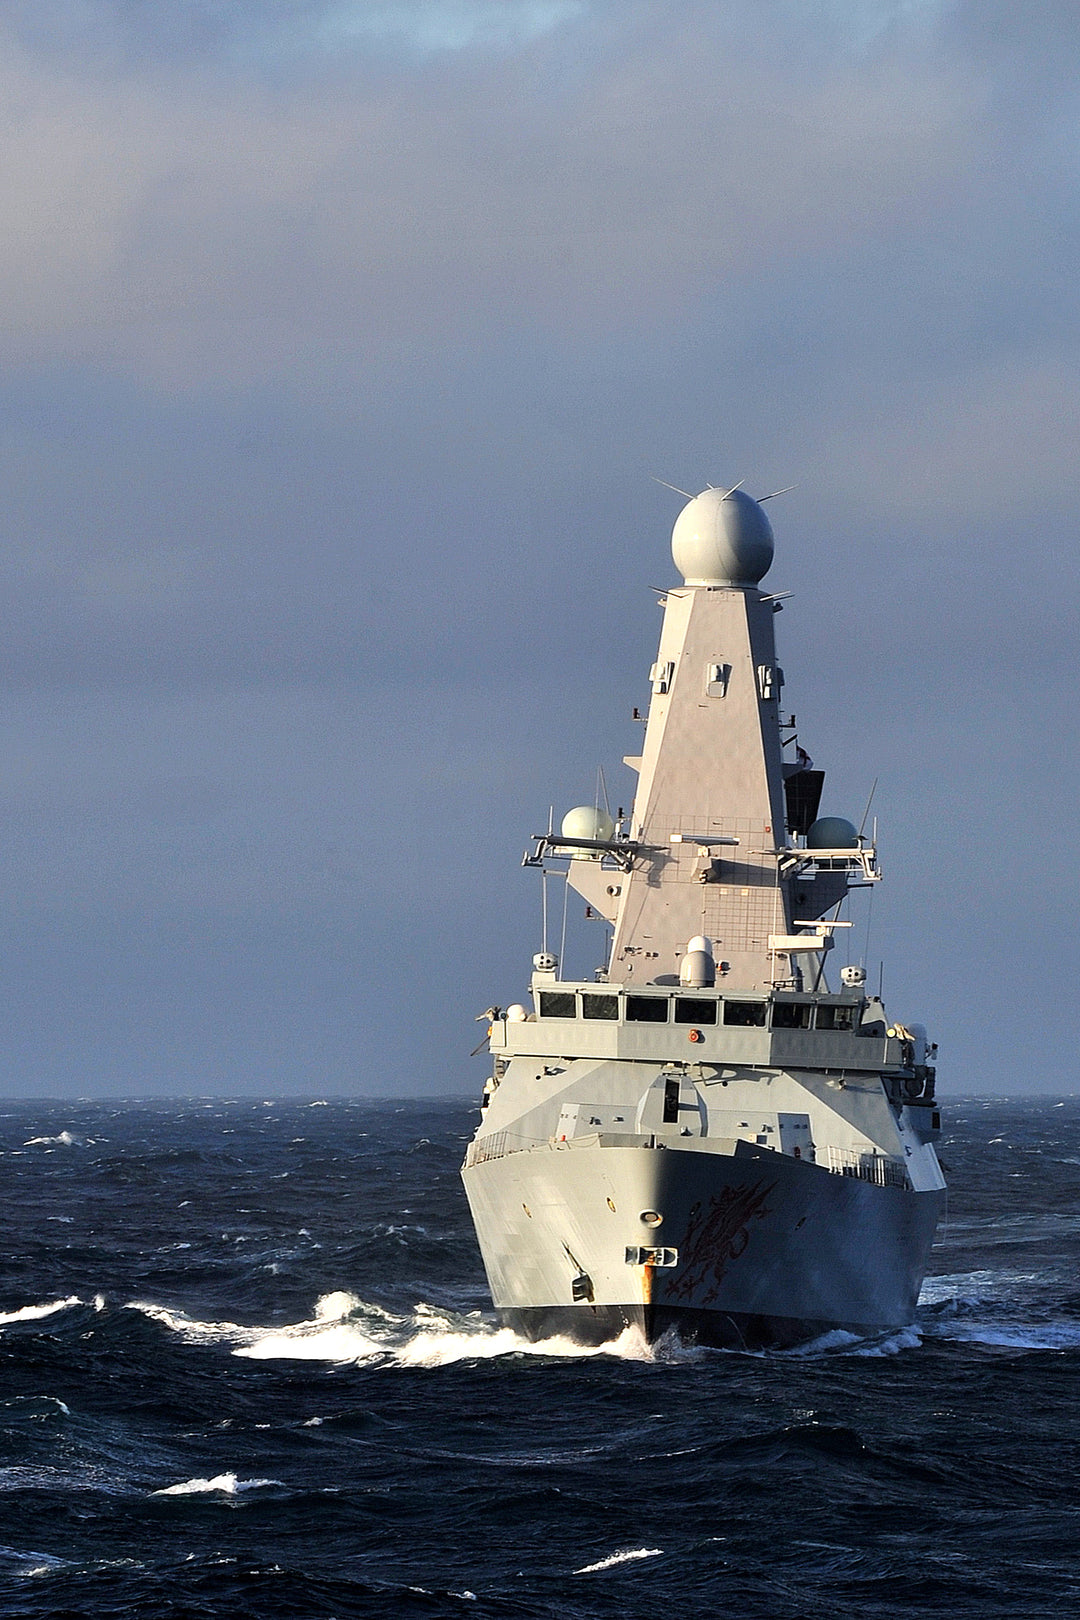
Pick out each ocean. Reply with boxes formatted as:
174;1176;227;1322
0;1094;1076;1618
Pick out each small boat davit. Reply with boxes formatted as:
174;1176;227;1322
461;484;944;1349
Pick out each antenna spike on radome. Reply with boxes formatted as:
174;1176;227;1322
596;765;611;818
649;475;695;499
858;778;878;840
720;478;746;499
758;485;798;503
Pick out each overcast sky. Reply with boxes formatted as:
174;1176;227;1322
0;0;1074;1096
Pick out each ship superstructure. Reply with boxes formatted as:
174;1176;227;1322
461;486;944;1347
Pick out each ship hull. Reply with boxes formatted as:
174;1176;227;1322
499;1303;853;1350
463;1137;944;1349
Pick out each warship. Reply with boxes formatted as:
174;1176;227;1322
461;485;944;1348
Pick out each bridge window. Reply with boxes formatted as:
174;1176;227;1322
538;992;576;1018
625;996;669;1023
582;993;619;1020
816;1004;856;1031
723;1000;768;1027
674;998;718;1025
771;1002;812;1029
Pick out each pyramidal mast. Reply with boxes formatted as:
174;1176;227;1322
462;484;944;1350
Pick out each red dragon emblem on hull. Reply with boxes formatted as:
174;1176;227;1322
666;1181;777;1306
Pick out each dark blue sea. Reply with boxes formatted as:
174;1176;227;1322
0;1096;1077;1618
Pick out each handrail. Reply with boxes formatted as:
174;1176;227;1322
826;1143;910;1189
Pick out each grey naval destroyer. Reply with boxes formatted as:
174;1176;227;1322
462;484;944;1349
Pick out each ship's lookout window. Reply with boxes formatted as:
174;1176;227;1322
772;1001;812;1029
723;1000;768;1027
538;991;576;1018
582;993;619;1021
625;996;669;1023
674;997;718;1025
816;1004;856;1031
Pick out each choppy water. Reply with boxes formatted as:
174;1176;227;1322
0;1095;1078;1617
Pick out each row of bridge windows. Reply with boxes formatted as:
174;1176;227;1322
536;991;859;1032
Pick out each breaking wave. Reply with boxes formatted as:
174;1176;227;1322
0;1297;83;1327
152;1474;283;1497
22;1132;89;1148
574;1547;664;1574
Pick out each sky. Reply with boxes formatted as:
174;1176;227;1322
0;0;1074;1096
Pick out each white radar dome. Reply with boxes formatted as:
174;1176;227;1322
671;487;774;586
560;805;615;859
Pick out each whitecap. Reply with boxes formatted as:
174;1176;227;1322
574;1547;663;1574
152;1473;283;1497
0;1297;82;1327
126;1303;259;1346
22;1132;85;1148
1;1396;70;1416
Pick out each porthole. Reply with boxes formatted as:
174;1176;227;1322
522;1204;532;1219
640;1210;663;1227
606;1197;616;1213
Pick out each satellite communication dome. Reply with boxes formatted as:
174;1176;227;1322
671;487;774;586
806;816;859;850
560;805;615;858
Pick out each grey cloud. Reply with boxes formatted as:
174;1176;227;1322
0;0;1072;1093
0;3;995;380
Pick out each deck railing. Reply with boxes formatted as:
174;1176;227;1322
465;1131;545;1167
827;1143;910;1189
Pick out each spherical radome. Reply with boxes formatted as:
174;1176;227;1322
671;487;774;586
806;816;859;850
560;806;616;846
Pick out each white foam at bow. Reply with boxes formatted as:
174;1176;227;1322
130;1290;675;1366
